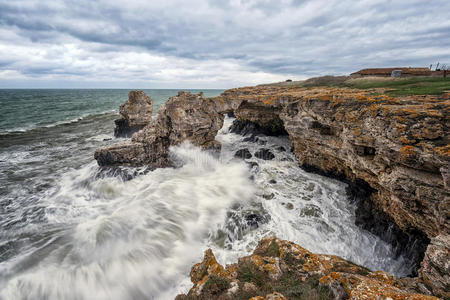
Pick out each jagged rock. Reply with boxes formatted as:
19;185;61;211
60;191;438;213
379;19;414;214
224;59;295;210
177;237;438;300
234;148;252;159
255;148;275;160
97;84;449;296
95;91;223;167
419;234;450;298
218;85;449;293
114;90;153;137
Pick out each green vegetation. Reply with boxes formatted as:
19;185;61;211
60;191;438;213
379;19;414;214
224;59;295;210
265;76;450;96
234;262;334;300
345;77;450;96
265;240;281;257
203;275;230;295
273;273;334;300
283;251;306;266
237;263;266;288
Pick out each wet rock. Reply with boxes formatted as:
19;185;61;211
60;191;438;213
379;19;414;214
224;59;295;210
255;148;275;160
95;91;224;167
245;213;263;229
234;148;252;159
355;195;429;276
263;193;275;200
246;161;259;170
269;179;277;184
300;204;322;217
276;146;286;152
178;237;438;300
285;203;294;210
114;90;153;137
257;138;267;145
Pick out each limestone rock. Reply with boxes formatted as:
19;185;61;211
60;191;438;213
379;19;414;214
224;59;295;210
177;237;438;300
218;85;449;294
132;91;224;149
95;91;223;167
419;234;450;298
114;90;153;137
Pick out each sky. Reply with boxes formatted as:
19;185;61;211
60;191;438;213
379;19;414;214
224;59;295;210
0;0;449;88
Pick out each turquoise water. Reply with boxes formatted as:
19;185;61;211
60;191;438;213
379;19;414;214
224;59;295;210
0;89;223;133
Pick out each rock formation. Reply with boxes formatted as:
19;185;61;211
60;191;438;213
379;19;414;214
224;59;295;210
94;84;449;297
95;91;224;168
176;237;438;299
114;90;153;137
215;85;449;297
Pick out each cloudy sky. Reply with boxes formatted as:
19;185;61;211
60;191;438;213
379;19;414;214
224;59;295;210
0;0;449;88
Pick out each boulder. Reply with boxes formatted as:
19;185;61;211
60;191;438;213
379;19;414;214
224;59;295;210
234;148;252;159
114;90;153;137
255;148;275;160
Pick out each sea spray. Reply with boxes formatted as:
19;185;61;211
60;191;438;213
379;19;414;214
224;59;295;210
1;143;254;300
0;96;416;299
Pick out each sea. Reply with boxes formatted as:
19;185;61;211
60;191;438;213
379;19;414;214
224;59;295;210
0;89;415;300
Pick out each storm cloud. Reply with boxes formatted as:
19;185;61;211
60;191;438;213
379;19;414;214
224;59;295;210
0;0;449;88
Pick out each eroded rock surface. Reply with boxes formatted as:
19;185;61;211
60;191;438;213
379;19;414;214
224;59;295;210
176;237;438;300
419;234;450;298
95;85;449;296
114;90;153;137
95;91;223;167
215;85;449;295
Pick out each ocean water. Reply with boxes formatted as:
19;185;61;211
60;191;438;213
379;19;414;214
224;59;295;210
0;89;414;299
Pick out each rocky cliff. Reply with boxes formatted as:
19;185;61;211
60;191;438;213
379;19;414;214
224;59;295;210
176;237;438;300
114;90;154;137
94;85;449;298
214;85;449;297
95;91;223;168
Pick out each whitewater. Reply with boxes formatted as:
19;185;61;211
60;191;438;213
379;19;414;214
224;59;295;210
0;90;414;300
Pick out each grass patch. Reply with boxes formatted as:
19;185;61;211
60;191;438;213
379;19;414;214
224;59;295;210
283;251;305;267
266;240;281;257
267;75;450;96
237;263;267;288
344;77;450;96
273;273;334;300
203;275;230;295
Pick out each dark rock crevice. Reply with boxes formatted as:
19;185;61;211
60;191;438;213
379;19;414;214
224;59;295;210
229;118;287;136
300;163;429;277
229;116;431;277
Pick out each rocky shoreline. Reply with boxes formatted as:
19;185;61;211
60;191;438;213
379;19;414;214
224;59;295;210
95;84;449;298
176;237;439;299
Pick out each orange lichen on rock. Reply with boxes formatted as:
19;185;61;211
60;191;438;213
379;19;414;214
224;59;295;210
177;237;437;299
399;145;417;160
320;272;438;300
435;144;450;159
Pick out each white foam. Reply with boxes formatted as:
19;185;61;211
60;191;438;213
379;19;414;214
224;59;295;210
0;115;415;300
0;143;254;300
